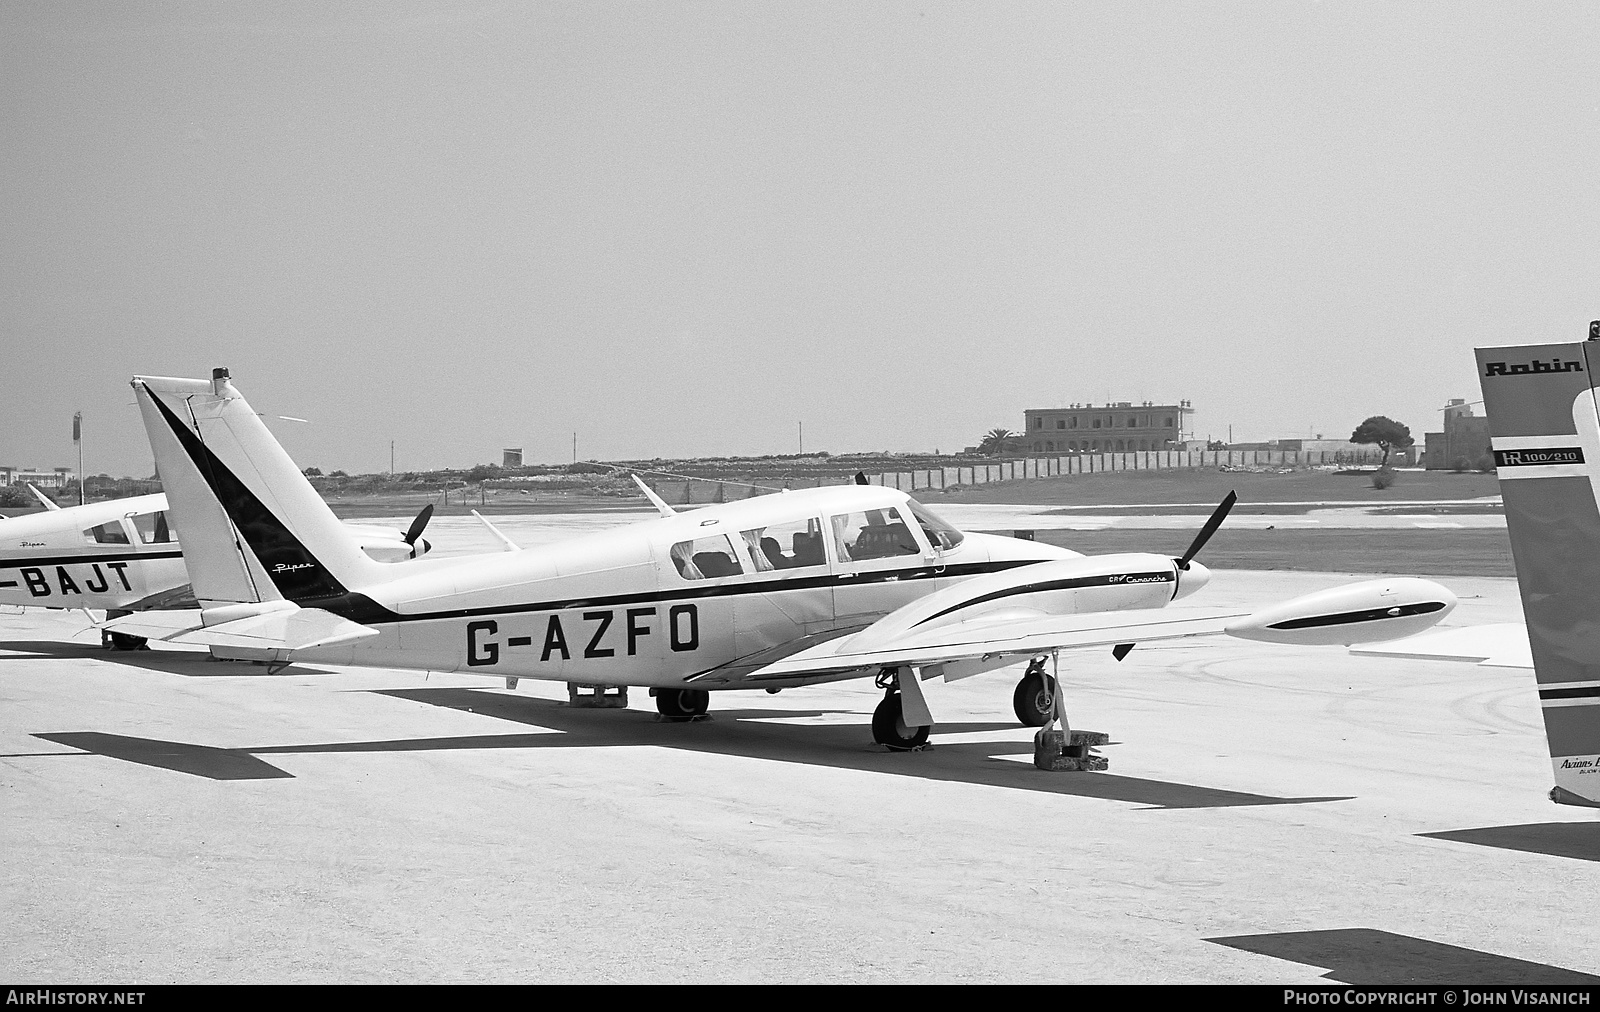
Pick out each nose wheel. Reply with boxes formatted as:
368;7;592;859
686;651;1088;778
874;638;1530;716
1013;658;1057;727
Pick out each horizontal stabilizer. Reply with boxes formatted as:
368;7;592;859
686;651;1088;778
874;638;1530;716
97;610;208;640
101;600;378;652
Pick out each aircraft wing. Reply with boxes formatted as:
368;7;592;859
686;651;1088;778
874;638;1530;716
725;562;1457;684
738;607;1246;682
1349;623;1533;669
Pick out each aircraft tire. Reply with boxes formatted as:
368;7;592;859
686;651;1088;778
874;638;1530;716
1013;670;1057;727
871;692;930;751
655;688;710;718
109;632;148;651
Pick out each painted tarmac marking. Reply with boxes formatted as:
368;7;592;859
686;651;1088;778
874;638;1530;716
1207;928;1600;984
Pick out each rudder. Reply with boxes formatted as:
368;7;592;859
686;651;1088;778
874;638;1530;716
1477;340;1600;807
132;369;389;610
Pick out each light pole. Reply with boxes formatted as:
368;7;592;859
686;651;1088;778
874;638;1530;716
73;412;83;505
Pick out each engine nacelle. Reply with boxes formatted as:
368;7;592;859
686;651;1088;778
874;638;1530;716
341;522;431;562
848;553;1186;652
1225;577;1456;646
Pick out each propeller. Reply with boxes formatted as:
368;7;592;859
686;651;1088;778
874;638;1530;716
1175;490;1236;571
402;503;434;557
1118;490;1236;662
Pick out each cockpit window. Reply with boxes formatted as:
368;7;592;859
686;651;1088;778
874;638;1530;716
669;534;744;580
830;508;922;562
129;511;177;545
906;498;964;550
740;517;827;572
82;521;130;545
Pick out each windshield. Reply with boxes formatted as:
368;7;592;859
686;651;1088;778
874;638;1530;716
905;498;964;551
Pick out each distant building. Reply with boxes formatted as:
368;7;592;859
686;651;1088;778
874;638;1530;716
1423;400;1491;469
1023;401;1192;454
0;466;73;487
502;448;523;468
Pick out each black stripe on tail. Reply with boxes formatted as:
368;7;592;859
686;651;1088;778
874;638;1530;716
143;383;349;603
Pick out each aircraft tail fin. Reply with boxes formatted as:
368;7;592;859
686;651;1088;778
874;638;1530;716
131;369;389;609
1477;339;1600;807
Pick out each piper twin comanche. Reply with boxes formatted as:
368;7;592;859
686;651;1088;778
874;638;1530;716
106;369;1458;754
0;482;436;649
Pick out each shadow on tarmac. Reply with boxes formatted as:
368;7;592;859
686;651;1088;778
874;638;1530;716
1208;928;1600;984
0;640;335;677
1420;822;1600;862
30;687;1350;810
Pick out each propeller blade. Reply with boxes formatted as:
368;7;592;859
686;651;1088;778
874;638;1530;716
1176;491;1236;569
403;503;434;546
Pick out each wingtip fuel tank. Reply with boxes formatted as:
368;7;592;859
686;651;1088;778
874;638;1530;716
1225;578;1457;646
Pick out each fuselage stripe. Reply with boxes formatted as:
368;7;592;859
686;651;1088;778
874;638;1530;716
915;570;1175;626
0;550;184;568
355;559;1038;626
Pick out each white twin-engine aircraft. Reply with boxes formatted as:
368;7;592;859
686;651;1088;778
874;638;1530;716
108;369;1456;751
0;485;435;649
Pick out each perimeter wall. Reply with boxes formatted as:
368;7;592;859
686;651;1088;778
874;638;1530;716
655;448;1390;504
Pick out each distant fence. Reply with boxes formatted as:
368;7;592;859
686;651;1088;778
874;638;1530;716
652;449;1390;504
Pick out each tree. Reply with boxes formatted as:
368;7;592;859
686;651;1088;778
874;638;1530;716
978;428;1019;456
1349;416;1414;468
302;466;323;477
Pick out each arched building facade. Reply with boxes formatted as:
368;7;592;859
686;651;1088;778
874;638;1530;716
1023;401;1192;454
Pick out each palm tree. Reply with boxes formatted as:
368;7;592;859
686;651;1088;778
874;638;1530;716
978;428;1016;456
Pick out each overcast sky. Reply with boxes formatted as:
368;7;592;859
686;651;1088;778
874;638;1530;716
4;2;1598;477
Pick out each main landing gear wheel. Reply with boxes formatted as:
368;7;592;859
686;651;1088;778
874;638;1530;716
1013;664;1058;727
655;688;710;719
101;610;147;651
871;691;931;751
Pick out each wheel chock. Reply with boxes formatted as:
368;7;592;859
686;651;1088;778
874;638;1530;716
567;683;628;708
1033;728;1110;772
